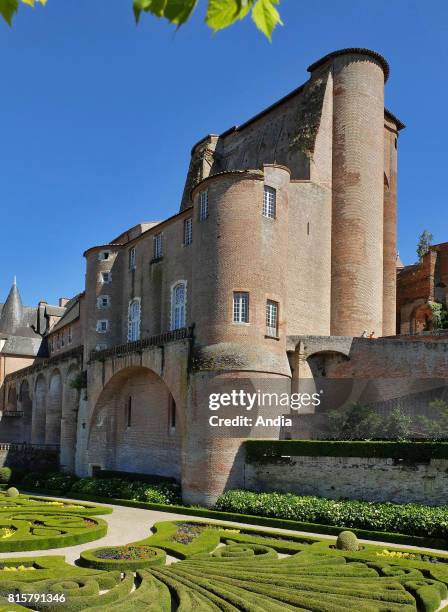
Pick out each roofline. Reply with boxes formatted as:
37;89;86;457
385;108;405;131
83;207;194;256
307;48;390;81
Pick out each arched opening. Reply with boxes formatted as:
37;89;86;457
0;385;21;442
88;366;181;480
60;366;80;472
171;281;186;330
46;370;62;445
411;303;433;334
31;375;46;444
19;380;32;443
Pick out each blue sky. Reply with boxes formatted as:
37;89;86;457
1;0;447;306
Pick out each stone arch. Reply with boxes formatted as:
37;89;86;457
31;374;47;444
87;366;181;480
60;365;80;472
0;385;20;442
46;369;62;445
19;380;32;443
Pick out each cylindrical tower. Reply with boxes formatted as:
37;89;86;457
314;49;387;337
182;165;292;505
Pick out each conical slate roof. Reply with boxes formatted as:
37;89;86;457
0;278;23;334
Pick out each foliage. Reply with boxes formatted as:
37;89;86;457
428;300;448;330
382;407;413;441
68;371;87;391
336;530;359;551
80;544;166;571
418;399;448;441
1;520;448;610
245;439;448;461
214;489;448;540
0;0;283;40
327;402;383;440
0;469;12;485
70;476;181;504
417;229;433;261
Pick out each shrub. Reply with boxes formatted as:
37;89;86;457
336;531;359;551
214;490;448;540
0;468;11;484
70;477;181;505
6;487;19;498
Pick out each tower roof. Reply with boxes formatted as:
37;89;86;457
0;278;23;334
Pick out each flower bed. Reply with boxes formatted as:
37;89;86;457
79;544;166;571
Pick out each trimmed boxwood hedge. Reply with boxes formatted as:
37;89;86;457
1;520;448;610
79;545;166;571
245;439;448;462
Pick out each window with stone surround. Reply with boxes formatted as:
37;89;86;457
263;185;276;219
199;191;209;221
97;295;110;309
128;298;141;342
266;300;279;337
153;233;163;259
183;218;193;245
96;320;109;333
100;271;112;284
233;292;249;323
171;282;187;330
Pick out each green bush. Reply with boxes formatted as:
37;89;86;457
6;488;19;498
21;471;79;493
70;477;181;505
214;490;448;541
0;468;12;484
336;531;359;551
79;545;166;571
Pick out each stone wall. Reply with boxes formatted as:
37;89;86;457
245;455;448;505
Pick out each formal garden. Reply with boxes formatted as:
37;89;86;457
0;485;446;610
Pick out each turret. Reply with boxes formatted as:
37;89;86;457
0;277;23;334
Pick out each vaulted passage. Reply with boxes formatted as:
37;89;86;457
87;366;181;480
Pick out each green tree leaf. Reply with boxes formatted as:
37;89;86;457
0;0;19;26
251;0;282;41
206;0;252;31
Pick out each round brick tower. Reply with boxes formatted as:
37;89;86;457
310;49;388;337
182;165;292;505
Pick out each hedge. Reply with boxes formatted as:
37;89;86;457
1;521;448;611
79;545;166;571
245;439;448;462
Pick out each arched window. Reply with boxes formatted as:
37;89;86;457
171;282;186;330
128;299;141;342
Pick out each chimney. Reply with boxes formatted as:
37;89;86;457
59;298;70;308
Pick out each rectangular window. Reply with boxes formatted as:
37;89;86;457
96;320;109;333
199;191;209;221
61;333;65;347
266;300;279;337
98;251;111;261
68;327;73;344
169;396;176;431
183;218;193;245
126;397;132;428
97;295;110;309
233;292;249;323
101;271;112;284
153;233;163;259
129;247;136;271
263;186;276;219
95;343;107;351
